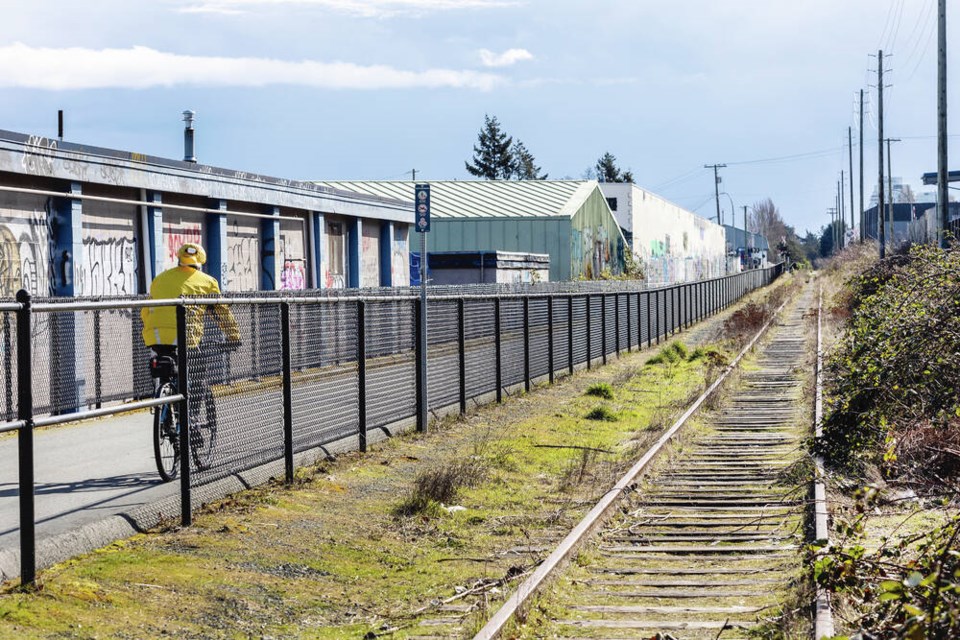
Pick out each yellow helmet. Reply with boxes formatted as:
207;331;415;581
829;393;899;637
177;243;207;267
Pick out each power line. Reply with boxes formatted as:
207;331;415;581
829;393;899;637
726;146;845;166
652;166;707;191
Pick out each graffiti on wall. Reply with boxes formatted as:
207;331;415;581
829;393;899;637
228;234;258;291
280;259;306;290
0;209;54;297
79;237;137;297
571;225;615;279
165;224;203;268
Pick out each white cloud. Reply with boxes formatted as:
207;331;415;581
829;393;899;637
0;43;502;91
478;48;533;68
178;0;519;18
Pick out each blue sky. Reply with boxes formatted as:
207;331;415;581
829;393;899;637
0;0;955;235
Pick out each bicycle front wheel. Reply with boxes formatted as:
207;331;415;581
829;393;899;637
153;382;180;482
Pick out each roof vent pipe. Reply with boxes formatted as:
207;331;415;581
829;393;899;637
182;110;196;163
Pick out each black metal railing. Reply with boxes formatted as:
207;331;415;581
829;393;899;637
3;263;784;584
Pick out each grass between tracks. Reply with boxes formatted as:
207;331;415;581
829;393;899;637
0;279;795;640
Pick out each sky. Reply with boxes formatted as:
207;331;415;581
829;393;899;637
0;0;955;235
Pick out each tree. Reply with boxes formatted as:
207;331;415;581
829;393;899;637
749;198;788;243
465;114;514;180
594;152;634;183
511;140;547;180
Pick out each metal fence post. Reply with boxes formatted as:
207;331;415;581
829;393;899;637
458;299;466;414
357;300;367;453
585;294;592;369
16;290;35;585
625;292;632;353
523;297;530;392
415;298;426;432
567;295;574;375
547;296;555;384
601;293;607;364
494;297;502;403
645;291;652;348
615;293;621;357
281;302;294;480
176;304;192;527
656;289;662;345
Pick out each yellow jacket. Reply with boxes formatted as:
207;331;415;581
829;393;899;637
141;266;241;348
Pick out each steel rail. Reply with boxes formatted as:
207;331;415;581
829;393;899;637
0;419;27;434
473;296;790;640
25;268;781;311
813;283;835;637
31;394;184;429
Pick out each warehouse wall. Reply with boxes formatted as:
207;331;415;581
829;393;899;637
601;184;726;284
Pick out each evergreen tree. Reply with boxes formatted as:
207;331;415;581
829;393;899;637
594;152;633;183
512;140;547;180
465;115;514;180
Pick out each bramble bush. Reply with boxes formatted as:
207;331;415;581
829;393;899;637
813;489;960;639
815;243;960;479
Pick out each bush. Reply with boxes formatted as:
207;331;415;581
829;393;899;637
585;382;614;400
815;244;960;479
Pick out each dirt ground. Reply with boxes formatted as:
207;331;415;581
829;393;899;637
0;276;797;640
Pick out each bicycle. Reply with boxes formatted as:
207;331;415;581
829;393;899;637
150;348;221;482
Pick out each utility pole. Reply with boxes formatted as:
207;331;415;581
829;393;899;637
742;205;749;269
828;208;838;255
837;178;844;250
705;163;726;226
938;0;949;245
886;138;900;251
837;170;847;249
877;49;887;258
411;169;417;181
860;89;866;242
849;126;855;236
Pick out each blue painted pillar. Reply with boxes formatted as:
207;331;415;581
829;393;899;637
348;217;362;289
207;199;228;290
261;206;280;291
310;212;326;289
379;221;394;287
145;191;163;285
52;182;83;296
50;182;84;411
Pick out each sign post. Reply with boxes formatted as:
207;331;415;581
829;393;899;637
415;184;430;432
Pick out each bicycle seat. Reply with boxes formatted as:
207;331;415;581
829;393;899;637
150;355;178;379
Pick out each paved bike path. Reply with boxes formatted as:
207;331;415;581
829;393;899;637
0;411;176;551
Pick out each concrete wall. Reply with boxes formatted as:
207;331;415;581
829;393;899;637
392;225;409;286
360;219;380;288
601;183;726;284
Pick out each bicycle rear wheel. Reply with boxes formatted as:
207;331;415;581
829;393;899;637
153;382;180;482
191;390;217;472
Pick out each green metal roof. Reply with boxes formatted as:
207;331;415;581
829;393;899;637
313;180;598;219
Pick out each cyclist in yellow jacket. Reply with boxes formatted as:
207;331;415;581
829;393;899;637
142;243;241;351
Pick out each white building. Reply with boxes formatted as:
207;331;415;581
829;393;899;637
599;183;727;285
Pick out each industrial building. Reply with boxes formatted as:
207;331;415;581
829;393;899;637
598;183;727;285
316;180;627;282
0;128;411;298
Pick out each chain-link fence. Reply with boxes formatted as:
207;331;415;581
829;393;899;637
3;263;784;584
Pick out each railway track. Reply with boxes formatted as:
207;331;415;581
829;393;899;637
467;282;818;639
